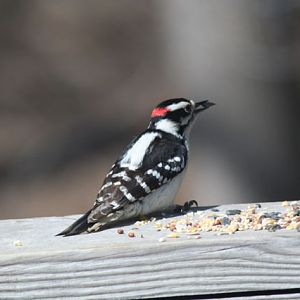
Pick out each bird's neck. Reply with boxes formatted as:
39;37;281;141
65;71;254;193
149;119;183;138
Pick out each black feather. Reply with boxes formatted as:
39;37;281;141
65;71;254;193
56;208;93;236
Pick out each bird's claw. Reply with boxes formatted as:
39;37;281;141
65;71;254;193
175;200;198;214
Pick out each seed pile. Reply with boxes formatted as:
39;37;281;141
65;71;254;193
158;201;300;235
120;200;300;240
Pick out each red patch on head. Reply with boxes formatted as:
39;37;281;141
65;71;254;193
151;107;170;118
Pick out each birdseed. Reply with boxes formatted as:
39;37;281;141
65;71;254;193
167;233;180;238
128;231;135;238
226;209;242;216
126;201;300;240
14;240;23;247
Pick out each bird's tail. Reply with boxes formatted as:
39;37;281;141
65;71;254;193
56;209;93;237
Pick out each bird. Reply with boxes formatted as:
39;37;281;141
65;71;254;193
57;98;215;236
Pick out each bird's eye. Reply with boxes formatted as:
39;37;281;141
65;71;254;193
184;105;192;113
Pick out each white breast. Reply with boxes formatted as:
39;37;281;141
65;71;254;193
141;172;186;215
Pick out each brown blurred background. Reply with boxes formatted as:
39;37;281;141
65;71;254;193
0;0;299;220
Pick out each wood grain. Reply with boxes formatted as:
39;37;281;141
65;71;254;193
0;202;299;299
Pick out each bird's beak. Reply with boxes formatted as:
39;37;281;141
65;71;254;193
194;100;215;113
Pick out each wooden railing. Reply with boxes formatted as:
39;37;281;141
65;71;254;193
1;201;300;299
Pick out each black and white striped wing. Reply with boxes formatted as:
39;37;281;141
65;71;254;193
87;133;187;225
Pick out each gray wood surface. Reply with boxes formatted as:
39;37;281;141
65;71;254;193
0;201;299;299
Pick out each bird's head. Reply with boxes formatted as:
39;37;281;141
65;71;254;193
148;98;215;137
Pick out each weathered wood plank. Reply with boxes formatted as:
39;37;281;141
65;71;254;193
0;201;299;299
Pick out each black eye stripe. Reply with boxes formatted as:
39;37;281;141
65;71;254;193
184;105;192;113
168;107;191;118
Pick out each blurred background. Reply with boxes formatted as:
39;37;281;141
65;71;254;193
0;0;299;219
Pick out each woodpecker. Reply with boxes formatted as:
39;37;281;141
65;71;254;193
57;98;215;236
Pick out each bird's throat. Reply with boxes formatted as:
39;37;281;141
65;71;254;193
153;119;181;137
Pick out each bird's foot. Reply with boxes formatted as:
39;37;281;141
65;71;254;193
174;200;198;214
